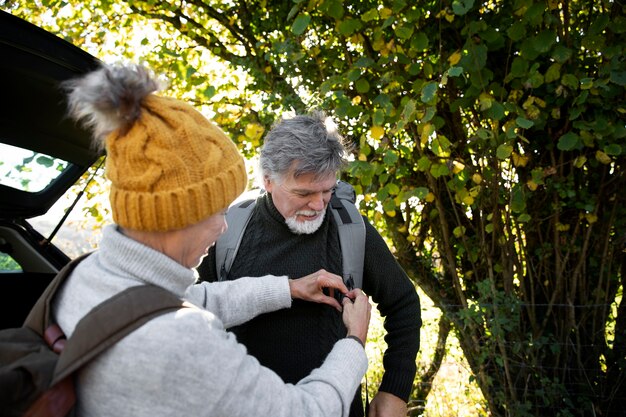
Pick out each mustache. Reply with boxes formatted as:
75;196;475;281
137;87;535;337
296;210;323;216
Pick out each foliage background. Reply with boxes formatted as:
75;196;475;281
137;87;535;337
4;0;625;416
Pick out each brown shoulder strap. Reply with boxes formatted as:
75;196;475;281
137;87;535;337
23;253;92;335
51;285;191;384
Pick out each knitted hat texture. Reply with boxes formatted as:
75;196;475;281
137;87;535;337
65;65;246;232
107;96;246;231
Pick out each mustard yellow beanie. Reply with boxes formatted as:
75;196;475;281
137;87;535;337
64;64;247;231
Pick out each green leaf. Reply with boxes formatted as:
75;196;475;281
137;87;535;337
421;82;438;103
511;185;526;213
347;69;361;82
580;78;594;90
452;0;474;15
411;187;430;199
552;45;573;63
372;109;385;126
509;57;528;78
610;71;626;86
410;32;429;50
291;14;310;35
387;182;400;195
401;99;416;121
338;18;363;36
383;150;399;165
545;63;561;83
203;86;216;98
604;144;622;156
36;155;54;168
355;78;370;93
322;0;344;19
562;74;579;89
507;21;526;41
361;8;379;22
355;57;375;68
417;156;431;172
430;163;450;178
496;144;513;160
448;66;463;77
485;101;504;120
516;117;534;129
557;132;580;151
382;198;396;212
394;23;414;40
533;30;556;53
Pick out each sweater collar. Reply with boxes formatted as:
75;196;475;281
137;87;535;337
98;225;197;297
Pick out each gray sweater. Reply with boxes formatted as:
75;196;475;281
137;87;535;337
52;225;367;417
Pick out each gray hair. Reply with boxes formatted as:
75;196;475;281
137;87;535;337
259;110;351;182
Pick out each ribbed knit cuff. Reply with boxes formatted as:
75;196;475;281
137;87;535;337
379;368;417;402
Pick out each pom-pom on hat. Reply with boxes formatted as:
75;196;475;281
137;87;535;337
64;64;247;232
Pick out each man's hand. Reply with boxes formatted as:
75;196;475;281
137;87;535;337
368;392;407;417
342;289;371;345
289;269;348;311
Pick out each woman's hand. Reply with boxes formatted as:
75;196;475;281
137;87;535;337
289;269;348;311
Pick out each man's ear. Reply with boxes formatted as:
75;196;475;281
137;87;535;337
263;175;273;193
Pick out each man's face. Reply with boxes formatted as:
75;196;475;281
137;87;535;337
265;171;337;234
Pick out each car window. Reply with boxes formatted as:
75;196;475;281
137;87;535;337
0;252;22;272
0;143;70;193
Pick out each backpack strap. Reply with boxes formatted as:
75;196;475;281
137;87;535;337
215;181;366;289
52;285;189;384
329;180;365;290
216;197;258;281
23;253;92;335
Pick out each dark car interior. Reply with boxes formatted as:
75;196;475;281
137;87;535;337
0;10;102;329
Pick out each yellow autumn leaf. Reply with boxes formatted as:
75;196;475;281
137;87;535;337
585;213;598;224
245;123;264;140
370;125;384;140
358;153;368;161
574;156;587;168
385;210;396;217
425;192;435;202
596;150;612;164
462;195;475;205
556;222;570;231
472;173;483;184
448;51;461;66
512;152;529;167
379;7;392;18
527;180;539;191
452;161;465;174
352;95;362;105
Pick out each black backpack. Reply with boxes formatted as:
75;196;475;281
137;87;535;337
215;180;366;290
0;254;190;417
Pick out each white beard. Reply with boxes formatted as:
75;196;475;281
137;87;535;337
285;210;326;234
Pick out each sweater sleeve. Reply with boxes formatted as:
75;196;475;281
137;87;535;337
362;218;422;401
185;275;292;328
82;306;368;417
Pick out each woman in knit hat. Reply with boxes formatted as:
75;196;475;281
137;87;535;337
54;64;371;417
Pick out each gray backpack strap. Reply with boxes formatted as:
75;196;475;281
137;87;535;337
216;190;260;281
329;180;365;289
215;182;365;289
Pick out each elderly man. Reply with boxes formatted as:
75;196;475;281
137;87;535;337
198;111;422;417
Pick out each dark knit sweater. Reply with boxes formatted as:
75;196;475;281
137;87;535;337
198;193;421;416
